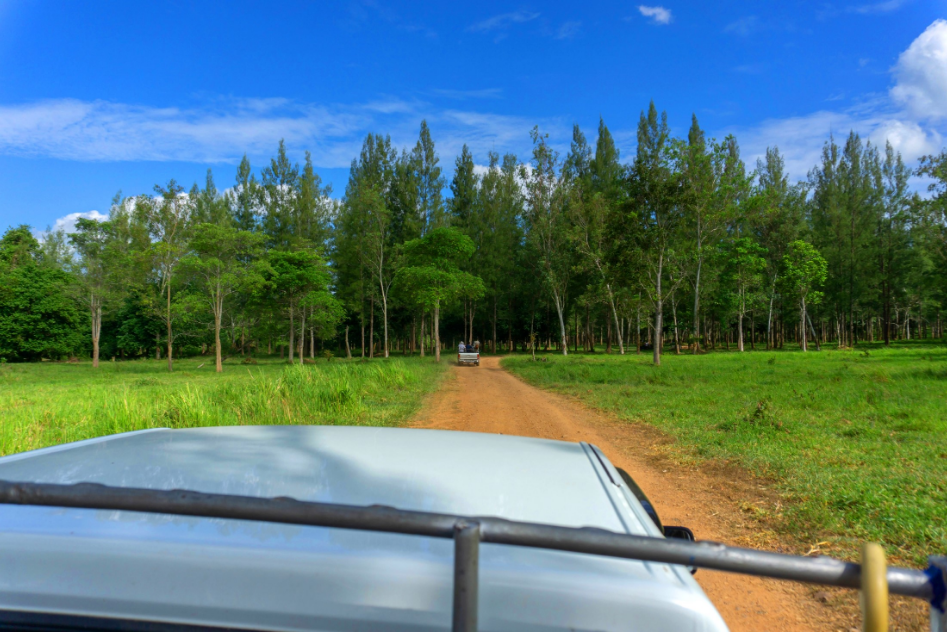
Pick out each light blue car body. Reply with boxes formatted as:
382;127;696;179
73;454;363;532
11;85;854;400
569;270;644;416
0;426;729;631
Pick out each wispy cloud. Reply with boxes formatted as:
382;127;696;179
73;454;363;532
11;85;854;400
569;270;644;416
468;11;539;33
637;5;672;25
732;63;766;74
341;1;437;38
430;88;503;100
848;0;908;14
0;95;567;171
724;16;759;36
555;20;582;40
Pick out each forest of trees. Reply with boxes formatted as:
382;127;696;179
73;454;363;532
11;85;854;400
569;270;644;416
2;102;946;369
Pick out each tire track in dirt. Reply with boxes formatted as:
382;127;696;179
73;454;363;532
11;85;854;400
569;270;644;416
411;356;835;632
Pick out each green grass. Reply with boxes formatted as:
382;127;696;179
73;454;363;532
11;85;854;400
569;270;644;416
0;356;447;457
503;343;947;565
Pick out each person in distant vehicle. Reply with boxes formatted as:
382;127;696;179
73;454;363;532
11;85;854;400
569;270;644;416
458;341;465;354
473;340;480;352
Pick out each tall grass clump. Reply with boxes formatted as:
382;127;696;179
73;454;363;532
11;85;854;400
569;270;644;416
0;357;446;457
504;343;947;565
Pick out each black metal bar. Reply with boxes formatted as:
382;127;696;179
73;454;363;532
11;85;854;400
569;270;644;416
452;521;480;632
0;480;935;602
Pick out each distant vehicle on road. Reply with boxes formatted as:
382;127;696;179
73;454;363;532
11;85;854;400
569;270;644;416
458;348;480;366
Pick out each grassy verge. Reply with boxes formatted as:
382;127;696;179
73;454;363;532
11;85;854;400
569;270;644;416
0;356;447;456
503;344;947;565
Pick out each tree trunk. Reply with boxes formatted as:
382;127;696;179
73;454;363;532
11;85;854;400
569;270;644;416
806;311;821;351
288;305;295;363
605;284;624;354
420;312;426;358
369;301;374;359
653;254;663;366
553;294;568;356
672;301;680;355
750;313;756;350
800;298;808;352
606;309;612;354
166;283;173;372
530;311;536;361
434;304;441;362
91;299;101;369
298;307;306;365
492;297;497;354
636;305;642;354
345;326;352;359
214;297;223;373
738;313;744;352
692;256;702;354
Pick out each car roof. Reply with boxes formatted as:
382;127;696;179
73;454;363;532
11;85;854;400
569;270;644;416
0;426;727;632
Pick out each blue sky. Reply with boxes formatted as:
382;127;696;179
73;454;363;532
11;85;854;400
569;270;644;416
1;0;945;233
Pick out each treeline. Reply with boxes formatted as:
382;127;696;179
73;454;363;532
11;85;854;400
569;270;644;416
1;102;946;367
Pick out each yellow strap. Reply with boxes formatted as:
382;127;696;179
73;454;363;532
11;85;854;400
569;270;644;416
861;542;888;632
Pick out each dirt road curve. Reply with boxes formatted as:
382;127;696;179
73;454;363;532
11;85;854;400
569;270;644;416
412;356;831;632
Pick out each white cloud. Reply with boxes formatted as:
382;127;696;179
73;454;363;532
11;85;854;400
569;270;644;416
735;107;943;182
51;210;108;234
638;5;672;25
468;11;539;33
33;210;108;241
732;19;947;184
890;19;947;121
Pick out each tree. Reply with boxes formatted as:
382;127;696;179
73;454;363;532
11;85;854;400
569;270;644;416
719;237;767;352
180;224;265;372
750;148;805;347
568;121;626;354
0;227;84;361
394;227;484;362
624;102;685;366
525;126;574;355
781;241;828;352
265;249;331;365
141;180;193;371
353;186;396;358
878;142;914;345
261;139;300;250
682;118;747;353
231;155;261;232
449;144;479;230
69;216;113;367
413;120;446;233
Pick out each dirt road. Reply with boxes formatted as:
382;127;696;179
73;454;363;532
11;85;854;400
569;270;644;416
412;356;832;632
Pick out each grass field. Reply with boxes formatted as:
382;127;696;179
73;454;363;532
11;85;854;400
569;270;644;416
0;356;447;457
503;343;947;565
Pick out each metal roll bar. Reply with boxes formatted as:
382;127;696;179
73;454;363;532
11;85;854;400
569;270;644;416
0;480;943;632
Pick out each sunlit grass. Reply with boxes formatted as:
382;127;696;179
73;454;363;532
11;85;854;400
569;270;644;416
0;356;447;456
503;343;947;565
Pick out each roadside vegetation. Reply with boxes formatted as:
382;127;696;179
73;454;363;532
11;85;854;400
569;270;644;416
0;357;447;456
503;343;946;566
